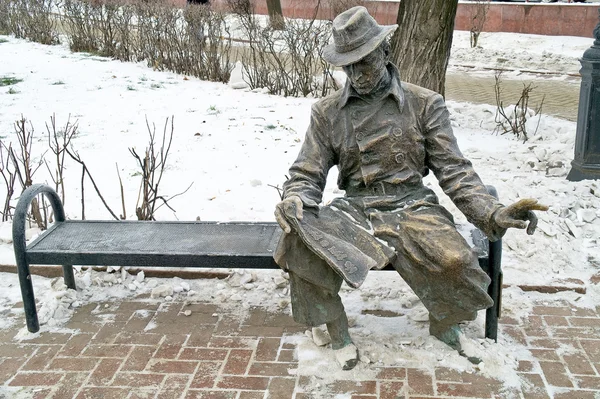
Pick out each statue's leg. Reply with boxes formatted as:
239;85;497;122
282;232;359;369
371;203;493;350
287;269;344;328
327;311;359;370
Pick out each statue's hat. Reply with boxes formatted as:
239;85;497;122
323;6;397;67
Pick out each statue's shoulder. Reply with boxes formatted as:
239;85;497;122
399;81;446;113
400;81;440;101
311;89;344;117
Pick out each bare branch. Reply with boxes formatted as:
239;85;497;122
81;163;85;220
0;141;16;221
11;116;45;228
153;182;194;213
46;114;78;205
130;116;189;220
65;147;119;220
116;163;126;220
494;72;542;143
267;183;284;201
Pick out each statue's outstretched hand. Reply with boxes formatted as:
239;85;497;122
275;195;304;234
493;199;549;235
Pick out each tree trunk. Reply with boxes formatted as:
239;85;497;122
389;0;458;97
266;0;285;30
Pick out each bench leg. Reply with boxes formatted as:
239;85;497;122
63;265;76;290
485;238;503;342
15;255;39;333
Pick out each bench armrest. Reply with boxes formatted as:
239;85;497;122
13;184;73;333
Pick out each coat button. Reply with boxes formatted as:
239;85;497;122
395;153;405;163
356;131;364;141
392;128;403;137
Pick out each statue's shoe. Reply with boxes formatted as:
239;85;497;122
429;316;462;352
429;316;482;364
334;343;359;370
433;324;462;352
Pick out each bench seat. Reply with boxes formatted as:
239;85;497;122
27;220;283;268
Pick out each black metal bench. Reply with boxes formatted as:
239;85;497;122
13;184;503;341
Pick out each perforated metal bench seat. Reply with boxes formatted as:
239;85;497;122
13;184;502;341
26;220;283;269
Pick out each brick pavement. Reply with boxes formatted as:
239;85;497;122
2;295;600;399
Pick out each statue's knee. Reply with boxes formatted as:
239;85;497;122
441;248;475;270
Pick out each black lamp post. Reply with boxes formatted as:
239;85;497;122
567;8;600;181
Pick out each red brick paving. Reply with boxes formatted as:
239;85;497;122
2;298;600;398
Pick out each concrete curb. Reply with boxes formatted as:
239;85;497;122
0;264;231;280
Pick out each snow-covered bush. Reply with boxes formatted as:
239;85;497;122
493;72;543;142
3;0;338;97
0;0;10;35
3;0;59;45
62;0;100;53
230;0;338;97
135;1;232;83
62;0;137;60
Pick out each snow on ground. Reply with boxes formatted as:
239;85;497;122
450;30;592;77
0;29;599;390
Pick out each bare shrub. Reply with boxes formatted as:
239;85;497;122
11;0;60;45
0;0;11;35
11;117;47;228
135;0;182;71
226;0;253;17
129;117;192;221
469;0;490;48
62;0;136;59
133;1;232;82
494;72;544;143
111;2;137;62
282;18;337;97
230;0;337;97
90;1;120;57
62;0;231;79
228;0;270;89
326;0;368;20
62;0;100;53
65;145;120;220
259;18;337;97
45;114;78;205
0;142;17;221
183;4;233;82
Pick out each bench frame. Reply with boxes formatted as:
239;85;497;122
13;184;503;341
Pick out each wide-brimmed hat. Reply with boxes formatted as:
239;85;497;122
323;6;397;67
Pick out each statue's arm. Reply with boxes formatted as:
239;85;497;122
282;105;335;208
422;94;505;239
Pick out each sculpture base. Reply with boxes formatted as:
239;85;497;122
567;160;600;181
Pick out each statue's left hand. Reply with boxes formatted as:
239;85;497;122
493;199;549;235
275;195;304;234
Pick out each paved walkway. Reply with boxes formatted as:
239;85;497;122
1;288;600;399
445;72;581;122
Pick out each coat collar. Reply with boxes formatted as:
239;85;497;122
338;62;405;110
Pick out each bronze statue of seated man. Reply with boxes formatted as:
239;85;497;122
274;6;547;370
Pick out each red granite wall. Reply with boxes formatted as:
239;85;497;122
455;3;598;38
203;0;598;38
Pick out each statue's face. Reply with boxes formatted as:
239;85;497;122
343;47;387;95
